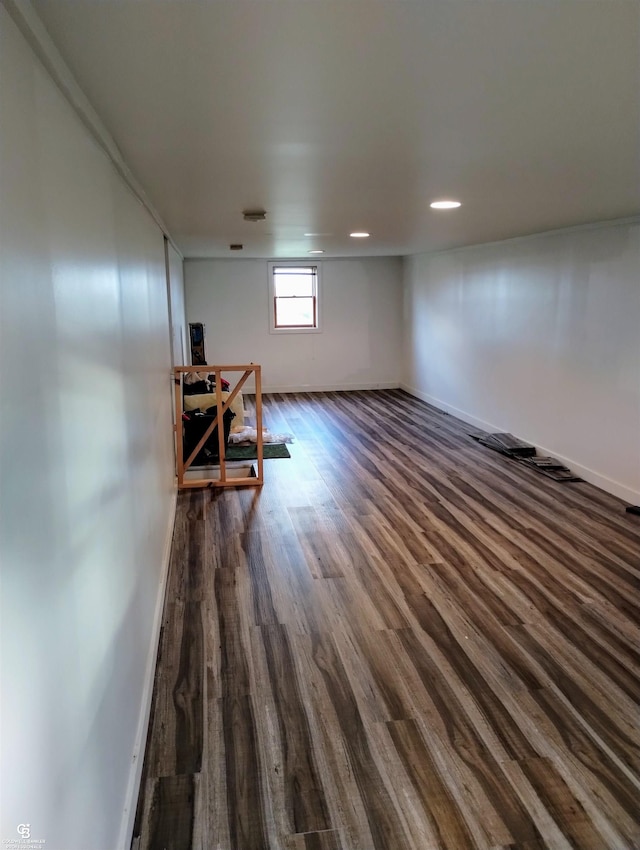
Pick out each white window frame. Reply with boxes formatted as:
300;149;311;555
268;261;322;334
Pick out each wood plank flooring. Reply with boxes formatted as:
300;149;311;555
132;389;640;850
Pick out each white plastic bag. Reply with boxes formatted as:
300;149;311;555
228;426;294;445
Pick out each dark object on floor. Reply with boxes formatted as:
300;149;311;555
521;456;565;469
477;432;536;457
183;407;235;464
470;431;582;483
521;456;582;481
226;443;291;461
626;505;640;516
536;467;582;482
188;322;206;365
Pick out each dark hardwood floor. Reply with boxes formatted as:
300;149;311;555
132;389;640;850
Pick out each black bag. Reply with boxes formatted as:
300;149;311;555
183;406;235;464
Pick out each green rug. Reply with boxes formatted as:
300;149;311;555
226;443;291;460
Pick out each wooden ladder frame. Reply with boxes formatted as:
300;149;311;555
174;364;263;488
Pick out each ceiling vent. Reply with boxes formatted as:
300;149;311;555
229;244;243;251
242;209;267;222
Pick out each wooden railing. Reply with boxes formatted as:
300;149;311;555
173;364;263;488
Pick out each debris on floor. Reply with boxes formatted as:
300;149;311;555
476;432;536;457
469;431;582;482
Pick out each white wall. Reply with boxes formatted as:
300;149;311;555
0;7;176;850
184;257;403;391
403;221;640;502
167;241;187;365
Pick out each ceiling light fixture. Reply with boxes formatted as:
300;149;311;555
308;250;324;254
304;232;331;237
242;209;267;222
430;200;461;209
350;231;370;238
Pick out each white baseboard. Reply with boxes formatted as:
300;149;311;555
262;381;400;394
400;383;640;505
400;383;502;433
531;451;640;505
118;485;178;850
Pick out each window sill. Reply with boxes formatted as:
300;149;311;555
269;326;322;335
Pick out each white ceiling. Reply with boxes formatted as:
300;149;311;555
30;0;640;259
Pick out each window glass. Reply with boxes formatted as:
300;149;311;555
276;296;315;327
274;268;314;298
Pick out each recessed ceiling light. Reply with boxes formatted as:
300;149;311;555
430;200;462;209
304;232;331;237
308;250;324;254
350;231;370;238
